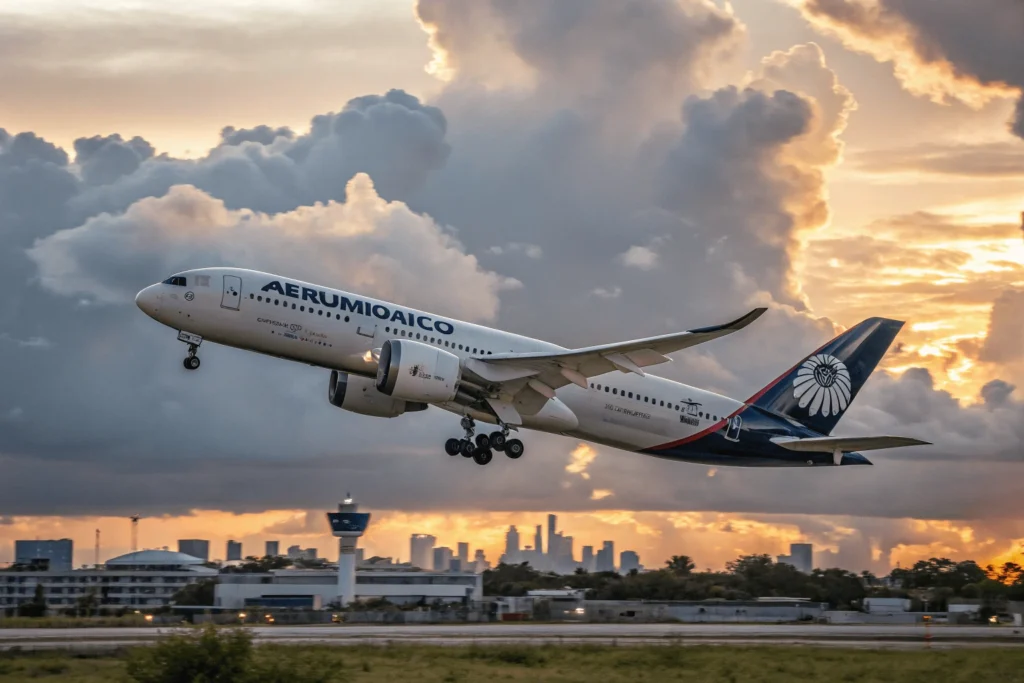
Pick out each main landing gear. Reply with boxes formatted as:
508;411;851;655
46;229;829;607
178;331;203;371
444;416;524;465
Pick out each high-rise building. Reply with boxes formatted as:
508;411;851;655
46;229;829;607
178;539;210;562
504;526;520;563
15;539;73;572
595;541;615;573
473;549;489;572
226;540;242;562
581;546;594;572
410;534;436;570
534;526;543;556
287;545;318;561
619;550;640;574
355;548;365;565
777;543;813;574
457;542;469;565
547;514;558;558
433;547;453;573
265;540;279;557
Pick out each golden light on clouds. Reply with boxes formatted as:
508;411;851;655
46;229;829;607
566;443;598;480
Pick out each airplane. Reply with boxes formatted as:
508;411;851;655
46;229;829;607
135;267;930;467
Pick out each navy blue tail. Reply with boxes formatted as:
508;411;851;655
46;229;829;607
748;318;904;435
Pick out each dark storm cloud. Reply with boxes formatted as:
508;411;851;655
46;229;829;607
795;0;1024;138
74;134;156;186
1;0;1022;528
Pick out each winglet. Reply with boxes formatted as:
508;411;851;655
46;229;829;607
689;307;768;335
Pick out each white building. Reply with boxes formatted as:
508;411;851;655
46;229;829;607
0;550;216;613
410;535;436;570
777;543;813;574
215;568;482;608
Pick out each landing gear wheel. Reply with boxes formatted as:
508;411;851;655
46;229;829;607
505;439;524;459
475;433;490;449
489;432;506;451
460;440;475;458
445;438;461;456
473;449;493;465
183;356;201;370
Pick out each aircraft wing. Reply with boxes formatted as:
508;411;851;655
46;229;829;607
771;435;931;465
772;436;931;453
461;308;766;424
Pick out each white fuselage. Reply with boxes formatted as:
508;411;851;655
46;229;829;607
136;267;744;456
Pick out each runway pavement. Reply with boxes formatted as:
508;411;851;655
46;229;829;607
2;622;1024;651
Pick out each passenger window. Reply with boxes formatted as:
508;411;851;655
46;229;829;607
318;310;323;315
291;303;296;309
660;400;664;407
628;392;633;398
612;388;618;395
257;296;263;302
249;294;254;299
386;327;390;333
274;299;280;305
604;386;609;393
344;316;350;322
336;314;340;320
300;306;304;312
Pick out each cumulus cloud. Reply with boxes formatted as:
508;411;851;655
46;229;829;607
979;289;1024;364
30;174;516;321
786;0;1024;137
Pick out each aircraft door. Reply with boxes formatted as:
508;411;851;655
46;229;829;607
725;415;742;442
221;275;242;310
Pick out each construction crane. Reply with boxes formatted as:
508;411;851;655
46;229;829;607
130;515;140;552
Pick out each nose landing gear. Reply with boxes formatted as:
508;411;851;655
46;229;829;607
445;417;525;464
177;331;203;371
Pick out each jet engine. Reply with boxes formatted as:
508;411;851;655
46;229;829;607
328;370;426;418
375;339;461;403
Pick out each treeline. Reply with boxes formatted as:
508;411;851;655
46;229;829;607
483;555;1024;610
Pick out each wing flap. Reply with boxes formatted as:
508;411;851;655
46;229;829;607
772;435;931;452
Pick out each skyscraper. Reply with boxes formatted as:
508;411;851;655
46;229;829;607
619;550;640;574
226;540;242;561
457;542;469;565
534;525;543;556
581;546;594;572
410;534;436;570
15;539;73;572
504;526;520;563
433;546;453;572
547;514;558;558
178;539;210;562
596;541;615;573
265;540;279;557
777;543;813;574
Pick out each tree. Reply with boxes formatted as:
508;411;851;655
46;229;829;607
18;584;47;617
171;579;216;607
75;589;98;617
221;555;292;574
666;555;696;576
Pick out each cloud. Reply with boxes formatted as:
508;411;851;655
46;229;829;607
850;142;1024;178
30;174;516;321
786;0;1024;137
566;443;598;480
620;245;660;270
979;289;1024;363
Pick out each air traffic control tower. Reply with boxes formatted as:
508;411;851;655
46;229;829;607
326;494;371;607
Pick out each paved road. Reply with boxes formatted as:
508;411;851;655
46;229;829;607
2;623;1022;651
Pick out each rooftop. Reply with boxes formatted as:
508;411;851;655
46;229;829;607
105;549;208;567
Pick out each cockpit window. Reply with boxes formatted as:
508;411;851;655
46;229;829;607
162;276;187;286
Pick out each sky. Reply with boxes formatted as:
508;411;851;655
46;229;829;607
1;0;1023;574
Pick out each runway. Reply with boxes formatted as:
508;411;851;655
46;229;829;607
2;623;1023;651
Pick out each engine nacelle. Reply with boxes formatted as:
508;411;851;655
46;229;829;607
375;339;461;403
328;370;426;418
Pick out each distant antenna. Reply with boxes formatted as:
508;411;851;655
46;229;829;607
130;515;140;552
95;529;100;567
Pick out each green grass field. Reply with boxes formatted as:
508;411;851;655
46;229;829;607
1;644;1023;683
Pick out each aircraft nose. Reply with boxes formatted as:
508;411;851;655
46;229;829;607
135;285;161;318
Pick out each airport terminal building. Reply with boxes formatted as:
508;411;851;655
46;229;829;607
215;568;482;609
0;550;217;613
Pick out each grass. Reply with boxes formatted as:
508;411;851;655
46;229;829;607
0;616;153;629
2;644;1024;683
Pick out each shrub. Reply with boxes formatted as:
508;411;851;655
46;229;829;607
126;625;253;683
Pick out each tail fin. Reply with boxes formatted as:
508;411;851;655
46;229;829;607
749;318;904;435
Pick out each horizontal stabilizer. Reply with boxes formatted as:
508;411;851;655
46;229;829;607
771;435;931;453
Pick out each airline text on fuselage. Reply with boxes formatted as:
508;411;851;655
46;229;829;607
260;280;455;335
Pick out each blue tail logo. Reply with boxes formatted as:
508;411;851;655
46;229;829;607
750;318;904;435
